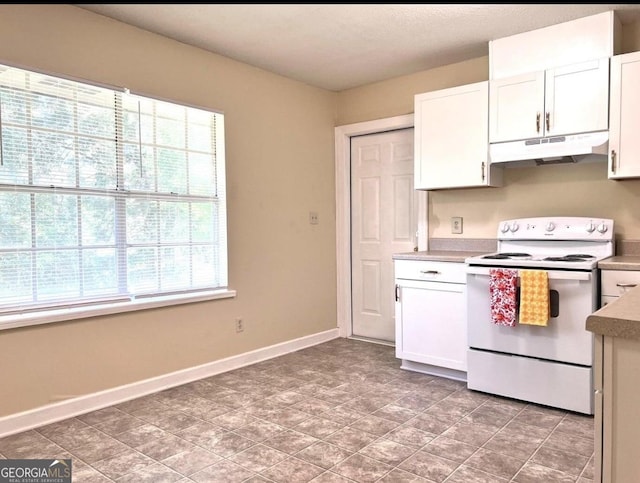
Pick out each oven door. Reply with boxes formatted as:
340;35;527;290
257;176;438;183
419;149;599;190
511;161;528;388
466;266;597;366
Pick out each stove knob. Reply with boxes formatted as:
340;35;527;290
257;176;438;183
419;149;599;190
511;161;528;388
597;222;608;234
510;222;519;232
545;222;555;232
500;223;510;233
586;222;596;233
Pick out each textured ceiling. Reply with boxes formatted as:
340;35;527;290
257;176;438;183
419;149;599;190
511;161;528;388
75;4;640;91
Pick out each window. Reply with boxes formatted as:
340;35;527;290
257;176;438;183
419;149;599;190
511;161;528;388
0;64;228;319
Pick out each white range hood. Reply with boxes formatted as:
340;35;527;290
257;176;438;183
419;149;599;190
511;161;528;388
489;131;609;167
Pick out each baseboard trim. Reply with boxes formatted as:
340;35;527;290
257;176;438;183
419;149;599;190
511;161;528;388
0;328;340;438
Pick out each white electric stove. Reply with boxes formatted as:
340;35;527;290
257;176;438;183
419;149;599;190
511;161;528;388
465;216;614;414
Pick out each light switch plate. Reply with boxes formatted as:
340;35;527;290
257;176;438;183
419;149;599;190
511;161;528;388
451;216;463;234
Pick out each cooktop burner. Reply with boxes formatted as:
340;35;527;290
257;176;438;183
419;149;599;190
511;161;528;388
482;252;531;259
543;254;598;262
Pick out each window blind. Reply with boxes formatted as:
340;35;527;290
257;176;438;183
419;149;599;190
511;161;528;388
0;64;227;313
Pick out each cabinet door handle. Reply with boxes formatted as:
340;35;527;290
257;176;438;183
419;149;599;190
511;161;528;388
481;161;485;181
616;283;637;288
545;112;550;132
536;112;540;133
611;149;617;174
420;270;440;275
395;284;400;302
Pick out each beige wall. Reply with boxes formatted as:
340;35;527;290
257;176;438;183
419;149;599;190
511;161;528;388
336;56;489;126
2;5;640;419
0;5;338;416
338;19;640;242
622;18;640;53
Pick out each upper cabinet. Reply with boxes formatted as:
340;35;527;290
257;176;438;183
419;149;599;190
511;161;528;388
489;58;610;143
609;51;640;179
414;81;502;190
489;11;620;80
412;11;622;191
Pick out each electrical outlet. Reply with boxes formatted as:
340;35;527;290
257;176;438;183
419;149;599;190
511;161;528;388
309;211;319;225
451;217;463;234
235;317;244;333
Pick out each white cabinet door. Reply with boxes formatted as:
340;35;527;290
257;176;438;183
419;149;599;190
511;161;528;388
414;81;496;190
545;58;609;137
609;51;640;179
489;58;609;143
489;71;544;143
395;279;467;372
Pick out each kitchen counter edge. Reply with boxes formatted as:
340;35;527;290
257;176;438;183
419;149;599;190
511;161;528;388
598;256;640;271
393;250;487;263
587;284;640;340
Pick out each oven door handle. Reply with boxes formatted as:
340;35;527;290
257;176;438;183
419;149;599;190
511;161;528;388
466;266;591;281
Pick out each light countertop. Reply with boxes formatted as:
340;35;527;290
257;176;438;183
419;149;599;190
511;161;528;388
587;285;640;340
392;250;487;263
598;256;640;271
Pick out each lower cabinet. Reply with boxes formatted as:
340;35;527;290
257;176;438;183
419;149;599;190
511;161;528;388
595;269;640;483
394;259;467;380
596;334;640;483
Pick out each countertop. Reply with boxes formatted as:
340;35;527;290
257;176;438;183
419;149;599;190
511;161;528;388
393;248;640;339
598;256;640;271
587;285;640;340
392;250;487;263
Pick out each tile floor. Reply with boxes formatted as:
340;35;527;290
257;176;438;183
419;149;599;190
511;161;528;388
0;338;595;482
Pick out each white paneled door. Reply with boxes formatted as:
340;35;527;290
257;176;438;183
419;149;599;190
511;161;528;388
351;128;416;342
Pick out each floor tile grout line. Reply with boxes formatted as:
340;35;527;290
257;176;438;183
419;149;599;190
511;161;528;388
435;398;531;482
67;404;261;480
508;409;582;482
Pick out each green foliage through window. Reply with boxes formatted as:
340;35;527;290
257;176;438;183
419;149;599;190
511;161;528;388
0;64;227;312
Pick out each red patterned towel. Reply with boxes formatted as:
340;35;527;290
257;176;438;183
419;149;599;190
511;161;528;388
489;268;518;327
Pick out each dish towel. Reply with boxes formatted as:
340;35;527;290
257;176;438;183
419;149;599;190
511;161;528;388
489;268;518;327
519;270;550;326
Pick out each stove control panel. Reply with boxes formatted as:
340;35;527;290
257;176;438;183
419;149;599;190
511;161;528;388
498;217;614;241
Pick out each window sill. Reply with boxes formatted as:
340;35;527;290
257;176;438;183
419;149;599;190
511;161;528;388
0;289;237;331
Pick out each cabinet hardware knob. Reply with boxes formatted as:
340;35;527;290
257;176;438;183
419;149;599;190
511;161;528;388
545;112;550;132
595;389;602;395
536;112;540;133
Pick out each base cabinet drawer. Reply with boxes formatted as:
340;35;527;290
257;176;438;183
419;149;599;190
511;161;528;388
601;270;640;297
394;259;466;283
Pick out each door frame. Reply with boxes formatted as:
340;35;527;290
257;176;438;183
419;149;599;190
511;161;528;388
335;114;428;338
